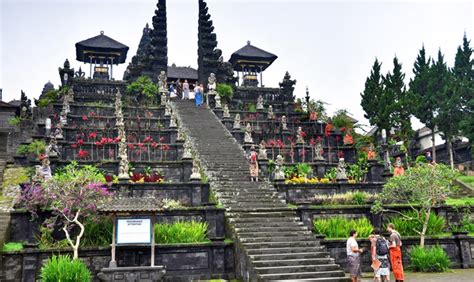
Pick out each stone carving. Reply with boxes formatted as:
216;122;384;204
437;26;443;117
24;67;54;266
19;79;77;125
244;123;253;143
267;105;274;120
32;165;43;184
208;73;217;91
161;92;167;106
46;137;60;158
40;156;52;181
164;103;172;117
169;113;177;128
52;123;64;140
115;90;129;179
158;70;167;93
256;95;264;110
233;113;241;130
296;126;304;144
273;154;285;180
223;104;230;118
367;143;376;160
281;115;288;131
182;139;193;159
258;140;268;160
214;93;222;109
177;127;185;142
314;141;325;161
190;159;202;181
336;158;348;181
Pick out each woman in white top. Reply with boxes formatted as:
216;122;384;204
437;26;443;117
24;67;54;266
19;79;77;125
182;80;189;100
347;229;364;282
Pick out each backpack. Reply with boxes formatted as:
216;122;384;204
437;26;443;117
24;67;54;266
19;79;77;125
376;237;389;256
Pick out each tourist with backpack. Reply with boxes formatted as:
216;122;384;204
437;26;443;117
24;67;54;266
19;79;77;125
387;223;404;282
369;228;390;281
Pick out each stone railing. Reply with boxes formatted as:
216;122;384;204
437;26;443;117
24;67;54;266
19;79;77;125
71;79;127;103
233;87;293;103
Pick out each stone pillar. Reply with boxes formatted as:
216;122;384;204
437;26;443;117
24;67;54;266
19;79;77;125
454;234;472;268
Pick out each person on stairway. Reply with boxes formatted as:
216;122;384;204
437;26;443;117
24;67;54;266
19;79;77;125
194;84;203;107
169;83;177;100
248;145;259;181
387;223;404;282
182;79;189;100
347;229;364;282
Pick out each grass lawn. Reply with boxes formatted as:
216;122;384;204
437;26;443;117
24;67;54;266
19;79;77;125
445;197;474;206
458;175;474;189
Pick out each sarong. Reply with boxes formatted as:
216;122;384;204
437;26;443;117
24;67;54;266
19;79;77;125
389;246;404;280
347;255;361;278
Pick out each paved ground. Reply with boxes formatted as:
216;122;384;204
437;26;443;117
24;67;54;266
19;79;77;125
361;269;474;281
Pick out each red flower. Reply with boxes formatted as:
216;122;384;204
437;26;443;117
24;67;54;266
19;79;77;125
78;149;89;159
130;172;143;182
161;144;170;151
301;131;307;138
113;137;121;143
89;132;97;139
82;114;88;121
127;143;135;150
95;141;103;146
343;134;354;145
71;143;78;149
137;142;144;149
76;139;84;146
38;154;47;161
277;139;285;149
324;123;333;137
267;140;276;147
310;138;315;146
89;111;95;117
159;137;165;143
104;175;113;183
340;127;346;133
317;136;322;142
151;142;159;149
143;136;153;143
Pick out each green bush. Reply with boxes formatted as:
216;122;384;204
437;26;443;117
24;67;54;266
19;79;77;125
1;167;29;189
410;245;450;272
314;191;378;206
387;211;446;236
154;221;209;244
16;144;30;155
80;218;113;247
37;90;60;108
2;242;24;252
216;84;234;102
313;217;373;238
40;255;91;282
8;116;22;126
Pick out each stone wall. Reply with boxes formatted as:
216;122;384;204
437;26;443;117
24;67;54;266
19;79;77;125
322;235;474;272
1;242;235;281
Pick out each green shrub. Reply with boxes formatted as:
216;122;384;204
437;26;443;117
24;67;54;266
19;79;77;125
314;192;378;206
1;167;29;189
410;245;450;272
37;226;69;250
387;211;446;236
324;167;337;181
313;217;373;238
40;255;91;282
216;84;234;102
8;116;22;126
16;144;30;155
2;242;24;252
37;90;60;108
154;221;209;244
80;218;113;247
247;103;257;113
28;140;46;156
297;163;313;178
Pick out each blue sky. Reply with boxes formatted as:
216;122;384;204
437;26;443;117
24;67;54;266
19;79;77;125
1;0;472;130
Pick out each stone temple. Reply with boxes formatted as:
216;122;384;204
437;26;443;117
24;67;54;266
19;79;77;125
1;0;473;281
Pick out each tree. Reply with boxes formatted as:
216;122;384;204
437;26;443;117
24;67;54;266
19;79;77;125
386;57;414;165
453;34;474;156
409;45;438;161
376;163;459;247
361;59;387;131
19;162;113;259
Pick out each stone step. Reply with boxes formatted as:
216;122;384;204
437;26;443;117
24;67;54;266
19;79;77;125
253;258;335;267
237;231;313;238
239;235;315;243
242;240;320;248
250;252;330;261
230;217;300;223
229;211;296;218
234;226;310;233
259;272;349;281
246;246;326;255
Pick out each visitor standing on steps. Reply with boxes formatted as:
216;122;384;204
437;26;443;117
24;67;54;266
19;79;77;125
182;79;189;100
369;228;390;282
169;83;177;100
194;84;203;107
248;145;259;181
387;223;404;282
347;229;364;282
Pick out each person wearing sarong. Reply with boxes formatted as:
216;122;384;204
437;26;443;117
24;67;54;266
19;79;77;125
347;230;364;282
369;228;390;282
182;80;189;100
194;84;203;107
387;223;404;282
248;146;259;181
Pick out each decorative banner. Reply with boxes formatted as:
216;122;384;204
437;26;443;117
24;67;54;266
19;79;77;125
116;218;151;244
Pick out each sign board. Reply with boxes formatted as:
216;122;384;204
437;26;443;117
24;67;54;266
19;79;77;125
116;218;151;244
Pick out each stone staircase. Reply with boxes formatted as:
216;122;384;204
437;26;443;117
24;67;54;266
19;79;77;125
174;100;349;281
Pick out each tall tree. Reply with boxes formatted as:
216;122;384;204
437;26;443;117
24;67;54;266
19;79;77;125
361;59;389;131
409;45;438;161
453;33;474;156
431;50;461;168
386;57;413;164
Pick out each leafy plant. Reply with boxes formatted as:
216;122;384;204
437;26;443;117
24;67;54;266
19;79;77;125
126;75;159;104
324;167;337;181
37;226;69;250
216;84;234;102
8;116;22;126
154;221;209;244
386;211;446;236
313;192;378;206
28;140;46;156
247;103;257;113
331;109;354;129
80;218;113;247
283;166;298;179
40;255;91;282
16;144;29;155
410;245;450;272
313;217;374;238
2;242;24;252
1;167;29;189
296;163;313;178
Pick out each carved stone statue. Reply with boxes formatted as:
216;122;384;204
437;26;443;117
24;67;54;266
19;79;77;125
46;137;60;158
190;159;202;181
314;141;325;161
214;93;222;109
208;73;217;91
296;126;304;144
336;158;348;181
169;113;177;128
164;103;172;117
258;140;268;160
244;123;253;143
118;155;129;179
281;115;288;131
51;123;64;140
182;139;193;159
256;95;264;110
177;127;185;142
161;92;167;106
223;104;230;118
233;113;241;130
367;143;376;160
158;71;167;93
40;156;52;180
267;105;274;120
274;154;285;180
32;165;43;183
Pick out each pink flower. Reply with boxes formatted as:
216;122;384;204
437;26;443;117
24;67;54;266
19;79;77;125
82;114;88;121
89;132;97;139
